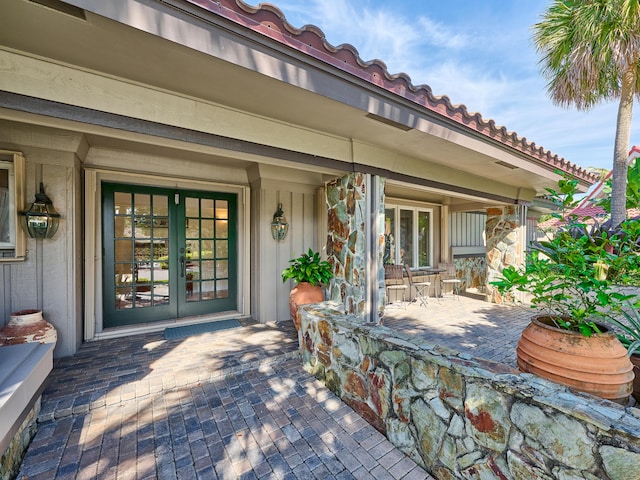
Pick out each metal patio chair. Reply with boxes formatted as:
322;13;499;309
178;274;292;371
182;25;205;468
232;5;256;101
404;265;430;307
384;264;408;308
438;262;461;300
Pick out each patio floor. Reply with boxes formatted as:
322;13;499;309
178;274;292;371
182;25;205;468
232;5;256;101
16;294;529;479
382;292;532;368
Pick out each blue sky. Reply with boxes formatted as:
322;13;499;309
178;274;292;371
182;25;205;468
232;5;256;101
269;0;640;172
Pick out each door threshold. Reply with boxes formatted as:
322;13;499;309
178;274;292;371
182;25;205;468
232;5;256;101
93;313;251;341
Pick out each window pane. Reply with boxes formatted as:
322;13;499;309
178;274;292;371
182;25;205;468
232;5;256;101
200;240;214;259
216;279;229;298
201;280;216;300
384;209;395;265
0;163;12;246
201;260;215;280
201;199;214;218
134;194;150;215
399;209;413;267
185;197;199;218
215;200;228;219
114;239;133;262
152;195;168;216
216;240;228;259
201;219;215;238
114;192;131;214
418;211;430;267
216;219;228;239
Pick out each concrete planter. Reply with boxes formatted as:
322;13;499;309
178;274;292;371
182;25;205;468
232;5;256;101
517;315;634;403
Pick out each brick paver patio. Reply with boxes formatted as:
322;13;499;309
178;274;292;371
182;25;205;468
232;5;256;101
17;320;435;480
382;293;532;367
17;295;531;479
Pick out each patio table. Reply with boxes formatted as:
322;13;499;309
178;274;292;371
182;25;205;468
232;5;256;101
408;267;446;299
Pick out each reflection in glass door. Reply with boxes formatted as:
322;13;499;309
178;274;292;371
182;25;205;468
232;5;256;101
102;184;236;328
180;193;235;317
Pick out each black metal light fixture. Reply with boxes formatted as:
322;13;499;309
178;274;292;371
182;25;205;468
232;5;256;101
19;182;61;239
270;203;289;241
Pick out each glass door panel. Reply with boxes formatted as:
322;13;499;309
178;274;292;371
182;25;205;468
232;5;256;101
178;193;235;316
399;209;414;267
418;211;431;267
103;184;237;327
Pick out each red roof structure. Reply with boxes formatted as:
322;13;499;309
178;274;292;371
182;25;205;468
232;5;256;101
539;146;640;228
186;0;597;184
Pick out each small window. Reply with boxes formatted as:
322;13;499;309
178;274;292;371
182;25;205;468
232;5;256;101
385;204;433;268
0;151;26;260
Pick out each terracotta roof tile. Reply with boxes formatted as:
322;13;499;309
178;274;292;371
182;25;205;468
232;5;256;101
185;0;597;184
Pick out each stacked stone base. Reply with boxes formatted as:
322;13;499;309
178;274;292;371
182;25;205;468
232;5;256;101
1;399;40;480
299;302;640;480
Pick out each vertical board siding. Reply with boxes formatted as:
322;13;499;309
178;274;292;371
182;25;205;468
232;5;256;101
450;212;486;247
526;217;539;247
257;187;318;324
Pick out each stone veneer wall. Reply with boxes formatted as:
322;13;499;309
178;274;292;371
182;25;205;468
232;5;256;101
485;206;521;303
453;256;486;291
1;399;39;480
299;302;640;480
326;173;385;320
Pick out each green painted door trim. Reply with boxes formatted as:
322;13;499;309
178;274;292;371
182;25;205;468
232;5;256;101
102;183;237;328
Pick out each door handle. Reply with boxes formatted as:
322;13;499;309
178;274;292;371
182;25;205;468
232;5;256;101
180;256;185;278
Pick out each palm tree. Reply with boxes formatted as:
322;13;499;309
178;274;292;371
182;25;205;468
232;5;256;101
532;0;640;227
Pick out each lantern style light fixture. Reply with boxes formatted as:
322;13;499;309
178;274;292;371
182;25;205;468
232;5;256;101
19;182;61;239
270;203;289;241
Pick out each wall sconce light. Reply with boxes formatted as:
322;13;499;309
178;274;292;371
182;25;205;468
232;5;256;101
270;203;289;241
19;182;61;239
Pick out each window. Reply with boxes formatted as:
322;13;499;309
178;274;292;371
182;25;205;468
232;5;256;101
385;205;433;267
0;151;26;260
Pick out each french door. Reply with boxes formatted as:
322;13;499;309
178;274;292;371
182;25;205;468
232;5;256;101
102;183;237;328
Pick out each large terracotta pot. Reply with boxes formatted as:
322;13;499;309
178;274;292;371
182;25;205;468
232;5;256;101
517;316;633;403
289;282;324;330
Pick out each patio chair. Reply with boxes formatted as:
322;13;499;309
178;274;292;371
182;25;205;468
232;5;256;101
404;265;430;307
384;264;407;308
438;262;461;300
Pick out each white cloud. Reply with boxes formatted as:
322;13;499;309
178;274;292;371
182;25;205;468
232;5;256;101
417;17;469;49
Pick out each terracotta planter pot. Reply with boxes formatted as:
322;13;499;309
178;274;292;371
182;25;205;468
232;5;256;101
517;316;633;403
0;309;57;346
289;282;324;330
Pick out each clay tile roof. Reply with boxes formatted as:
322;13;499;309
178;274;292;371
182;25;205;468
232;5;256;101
185;0;598;185
539;206;640;229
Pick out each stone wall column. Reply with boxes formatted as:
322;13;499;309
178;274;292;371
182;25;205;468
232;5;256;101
485;205;525;303
325;173;385;322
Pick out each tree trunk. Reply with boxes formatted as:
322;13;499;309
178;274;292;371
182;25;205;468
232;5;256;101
610;67;635;227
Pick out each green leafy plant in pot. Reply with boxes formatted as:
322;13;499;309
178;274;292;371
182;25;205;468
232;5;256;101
282;249;333;330
492;174;640;402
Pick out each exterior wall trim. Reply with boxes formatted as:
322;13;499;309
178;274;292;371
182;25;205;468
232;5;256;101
83;168;250;339
1;91;524;206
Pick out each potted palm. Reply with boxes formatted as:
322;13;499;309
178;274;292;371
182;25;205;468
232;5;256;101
282;249;333;330
492;175;639;402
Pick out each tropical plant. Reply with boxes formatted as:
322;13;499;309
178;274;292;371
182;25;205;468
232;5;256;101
595;159;640;213
281;249;333;286
532;0;640;227
492;174;640;336
607;300;640;356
